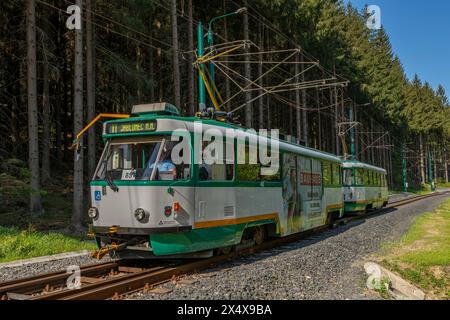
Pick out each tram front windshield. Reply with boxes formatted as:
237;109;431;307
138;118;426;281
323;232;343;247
94;136;190;181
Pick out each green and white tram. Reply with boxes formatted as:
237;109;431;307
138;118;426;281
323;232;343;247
342;161;389;213
88;103;344;259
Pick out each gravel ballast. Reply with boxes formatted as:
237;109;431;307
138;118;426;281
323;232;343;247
0;254;111;284
128;193;449;300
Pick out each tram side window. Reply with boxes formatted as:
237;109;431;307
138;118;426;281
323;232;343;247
355;169;364;186
237;145;280;182
261;147;281;182
332;164;341;186
199;140;234;181
322;161;332;186
363;170;370;186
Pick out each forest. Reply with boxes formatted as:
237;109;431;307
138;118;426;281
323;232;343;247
0;0;449;232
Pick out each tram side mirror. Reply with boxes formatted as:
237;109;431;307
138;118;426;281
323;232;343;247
70;139;82;162
75;147;81;162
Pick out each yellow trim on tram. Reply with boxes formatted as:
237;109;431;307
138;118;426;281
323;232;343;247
194;213;279;229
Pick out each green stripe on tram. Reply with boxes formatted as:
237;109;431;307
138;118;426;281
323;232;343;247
150;219;276;256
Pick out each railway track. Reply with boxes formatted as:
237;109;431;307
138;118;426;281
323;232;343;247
1;191;448;300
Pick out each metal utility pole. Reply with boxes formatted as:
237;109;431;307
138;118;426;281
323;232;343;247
206;7;246;105
402;144;407;192
349;105;355;160
428;151;435;191
197;23;206;113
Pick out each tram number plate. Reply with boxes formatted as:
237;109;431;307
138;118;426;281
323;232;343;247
121;169;137;180
106;120;157;134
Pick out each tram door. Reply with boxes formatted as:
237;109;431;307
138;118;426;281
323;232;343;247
298;157;323;230
282;153;300;235
194;139;236;236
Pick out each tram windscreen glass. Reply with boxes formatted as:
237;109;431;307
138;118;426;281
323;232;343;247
94;136;191;181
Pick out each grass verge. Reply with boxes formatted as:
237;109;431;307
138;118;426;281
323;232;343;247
376;198;450;299
0;226;96;263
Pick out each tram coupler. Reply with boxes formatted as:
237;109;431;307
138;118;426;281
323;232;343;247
91;241;128;260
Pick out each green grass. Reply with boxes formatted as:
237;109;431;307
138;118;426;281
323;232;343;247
409;189;433;196
388;185;433;196
437;182;450;188
0;226;96;263
378;199;450;299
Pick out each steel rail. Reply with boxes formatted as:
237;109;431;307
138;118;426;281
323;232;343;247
0;261;119;298
2;191;448;300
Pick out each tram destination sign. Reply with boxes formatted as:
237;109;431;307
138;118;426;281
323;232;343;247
105;120;157;134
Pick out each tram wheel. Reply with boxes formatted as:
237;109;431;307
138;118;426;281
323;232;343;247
215;245;234;256
253;226;266;246
326;211;338;227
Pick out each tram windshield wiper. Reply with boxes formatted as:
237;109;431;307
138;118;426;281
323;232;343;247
105;170;119;192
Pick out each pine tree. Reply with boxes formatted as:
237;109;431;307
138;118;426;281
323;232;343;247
26;0;43;216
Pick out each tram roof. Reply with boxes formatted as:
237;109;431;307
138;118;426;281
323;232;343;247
342;160;387;174
102;114;343;163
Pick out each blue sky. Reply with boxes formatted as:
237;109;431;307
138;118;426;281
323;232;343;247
344;0;450;94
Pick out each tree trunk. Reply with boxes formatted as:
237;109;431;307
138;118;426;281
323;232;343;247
295;56;301;141
187;0;195;115
354;104;359;159
72;0;84;231
370;118;375;165
86;0;96;179
258;24;264;129
55;14;63;164
444;146;449;183
147;23;155;102
170;0;181;108
388;134;394;188
41;45;51;183
26;0;43;216
55;79;62;164
328;89;334;154
243;0;252;128
433;147;437;181
316;89;321;150
419;132;426;184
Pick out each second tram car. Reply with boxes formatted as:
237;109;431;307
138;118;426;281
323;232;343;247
342;161;389;213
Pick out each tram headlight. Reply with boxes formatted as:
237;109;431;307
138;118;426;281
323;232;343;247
134;208;148;222
88;207;99;220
